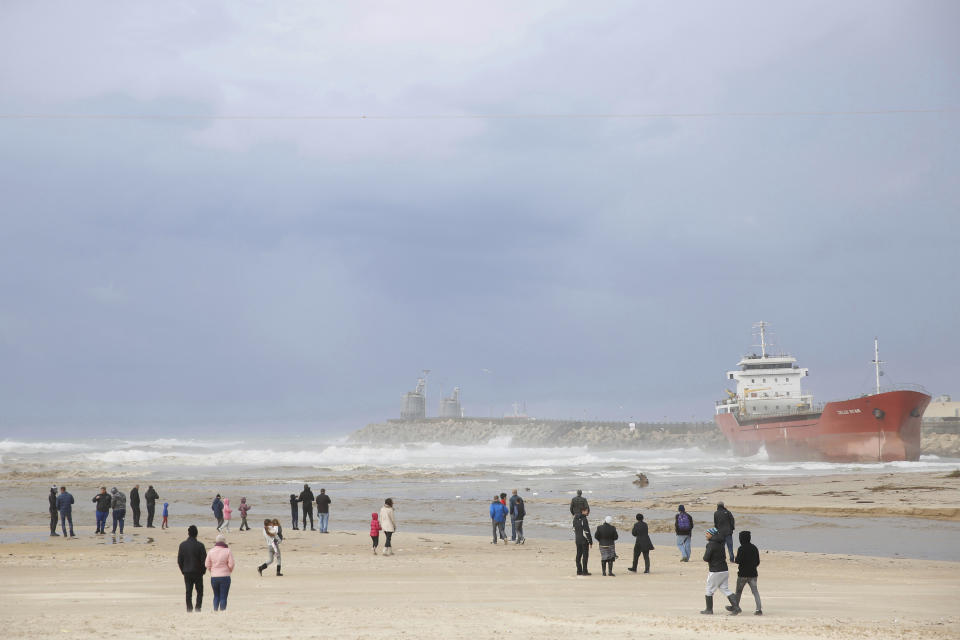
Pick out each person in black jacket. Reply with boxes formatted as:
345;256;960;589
289;494;299;529
713;501;736;562
298;484;315;531
730;530;762;615
701;527;737;615
594;516;619;577
130;485;141;527
316;488;332;533
628;513;654;573
572;507;592;576
91;487;111;534
177;525;207;612
48;486;60;536
144;485;159;528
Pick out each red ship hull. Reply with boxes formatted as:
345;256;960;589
715;390;930;462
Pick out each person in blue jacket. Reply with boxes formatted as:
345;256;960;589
489;495;508;544
212;495;225;531
56;486;75;537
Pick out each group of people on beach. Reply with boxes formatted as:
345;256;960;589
489;489;526;544
287;484;332;531
48;484;163;538
569;491;761;616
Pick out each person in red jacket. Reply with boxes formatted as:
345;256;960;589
370;512;382;554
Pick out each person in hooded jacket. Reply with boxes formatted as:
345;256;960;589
238;497;251;531
628;513;654;573
489;495;508;544
512;492;526;544
379;498;397;555
211;495;224;531
92;487;111;534
205;533;235;611
701;527;738;615
730;530;762;616
48;486;60;536
298;484;315;531
713;501;736;562
573;506;592;576
370;512;381;554
110;487;127;534
594;516;619;576
129;485;141;527
144;485;159;528
221;497;232;533
288;494;299;529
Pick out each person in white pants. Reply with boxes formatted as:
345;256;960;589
701;527;739;614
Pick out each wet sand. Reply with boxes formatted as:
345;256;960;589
0;525;957;640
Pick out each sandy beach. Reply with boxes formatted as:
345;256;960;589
1;521;958;640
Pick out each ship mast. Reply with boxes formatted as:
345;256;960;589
872;338;883;395
753;321;769;358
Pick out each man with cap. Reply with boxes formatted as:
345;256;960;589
701;527;738;615
675;504;694;561
177;525;207;612
713;501;736;562
48;486;60;536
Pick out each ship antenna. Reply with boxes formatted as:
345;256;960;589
753;321;769;358
872;338;883;395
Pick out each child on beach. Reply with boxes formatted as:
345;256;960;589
238;497;250;531
370;512;381;554
730;530;762;615
289;494;299;530
161;502;169;529
222;497;232;533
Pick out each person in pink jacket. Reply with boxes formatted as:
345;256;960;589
221;498;232;533
205;534;235;611
370;512;381;554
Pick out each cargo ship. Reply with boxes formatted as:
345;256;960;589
714;323;930;462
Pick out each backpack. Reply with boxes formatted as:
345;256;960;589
677;512;692;532
515;497;526;519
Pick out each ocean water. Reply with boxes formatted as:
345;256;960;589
2;436;958;559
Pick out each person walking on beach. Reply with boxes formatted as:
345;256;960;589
238;497;250;531
701;527;738;615
48;486;60;536
675;505;693;562
92;486;111;534
130;484;141;527
713;502;736;562
145;485;159;528
288;494;299;530
508;489;520;542
490;495;508;544
512;491;526;544
162;502;169;529
178;525;207;612
221;498;232;533
569;489;589;516
298;484;315;531
629;513;654;573
370;512;381;554
212;494;225;531
730;531;762;616
595;516;619;577
205;534;235;611
257;518;282;576
316;488;331;533
380;498;397;556
573;506;592;576
110;487;127;534
57;486;75;537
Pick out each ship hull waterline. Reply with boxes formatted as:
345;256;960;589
715;390;930;463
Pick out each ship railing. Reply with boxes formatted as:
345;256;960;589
877;383;929;395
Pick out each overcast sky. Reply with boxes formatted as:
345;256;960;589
1;1;958;436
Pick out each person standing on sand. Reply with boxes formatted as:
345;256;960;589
370;512;381;554
569;489;589;516
110;487;126;534
628;513;654;573
595;516;619;577
144;485;159;528
700;527;738;615
713;502;736;562
212;494;224;531
48;486;60;536
221;497;232;533
316;488;331;533
508;489;520;542
675;505;693;562
162;502;169;529
129;484;141;527
92;486;111;534
298;484;315;531
573;506;592;576
490;495;508;544
730;530;762;616
379;498;397;556
205;533;235;611
288;494;299;530
512;491;526;544
57;486;75;537
238;497;250;531
177;525;207;612
257;518;282;576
